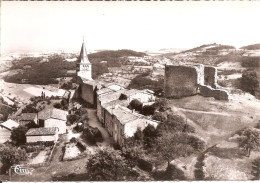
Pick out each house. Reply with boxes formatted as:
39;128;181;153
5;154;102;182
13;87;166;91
26;127;58;143
38;108;67;134
18;113;38;126
97;89;127;123
120;89;155;103
0;119;19;143
104;105;159;146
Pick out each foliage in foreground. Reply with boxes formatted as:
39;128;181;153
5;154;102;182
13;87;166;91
237;127;260;157
0;145;27;174
10;126;28;146
86;147;139;181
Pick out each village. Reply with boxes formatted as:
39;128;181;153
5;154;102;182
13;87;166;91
0;39;260;181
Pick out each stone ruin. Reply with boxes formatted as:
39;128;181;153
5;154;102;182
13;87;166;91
164;64;230;100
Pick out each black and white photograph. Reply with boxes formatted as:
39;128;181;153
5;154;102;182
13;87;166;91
0;1;260;181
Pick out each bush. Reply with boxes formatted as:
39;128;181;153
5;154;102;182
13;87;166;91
152;112;167;122
10;126;28;146
129;99;143;112
67;114;79;124
142;105;156;116
157;114;195;133
76;141;86;152
137;156;153;172
194;153;205;180
153;98;169;112
70;137;77;143
241;56;260;68
240;70;259;95
82;126;103;145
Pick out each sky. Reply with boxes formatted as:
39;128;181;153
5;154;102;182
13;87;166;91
1;1;260;55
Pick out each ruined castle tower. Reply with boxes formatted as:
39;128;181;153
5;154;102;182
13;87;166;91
77;40;92;81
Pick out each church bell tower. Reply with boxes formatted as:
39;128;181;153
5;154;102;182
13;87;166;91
77;39;92;81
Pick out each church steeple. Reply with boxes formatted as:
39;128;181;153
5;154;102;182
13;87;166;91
79;39;90;64
77;38;92;81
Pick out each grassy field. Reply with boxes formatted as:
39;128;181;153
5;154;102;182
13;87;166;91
168;95;260;146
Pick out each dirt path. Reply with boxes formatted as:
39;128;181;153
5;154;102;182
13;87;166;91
86;108;114;146
50;135;66;164
177;107;231;116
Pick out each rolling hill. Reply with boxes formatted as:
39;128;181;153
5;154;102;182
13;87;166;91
240;44;260;50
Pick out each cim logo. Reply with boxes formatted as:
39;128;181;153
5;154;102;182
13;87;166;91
11;165;34;175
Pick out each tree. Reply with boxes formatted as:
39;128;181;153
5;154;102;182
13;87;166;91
152;112;167;122
152;98;169;112
143;124;158;148
22;104;38;113
10;126;28;146
240;70;259;95
86;147;137;181
129;99;143;112
0;145;27;174
238;128;260;157
142;105;156;116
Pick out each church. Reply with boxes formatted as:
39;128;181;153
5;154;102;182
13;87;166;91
77;39;92;81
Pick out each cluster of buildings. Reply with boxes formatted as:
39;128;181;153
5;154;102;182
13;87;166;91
0;107;68;144
75;41;159;146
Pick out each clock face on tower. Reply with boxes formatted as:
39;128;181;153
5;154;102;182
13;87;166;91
82;64;90;71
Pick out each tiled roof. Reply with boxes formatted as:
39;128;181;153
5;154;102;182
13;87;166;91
19;113;37;121
82;79;96;86
26;127;57;136
38;107;67;121
98;89;127;104
102;99;129;109
106;105;160;125
0;119;19;130
97;88;113;96
111;107;139;125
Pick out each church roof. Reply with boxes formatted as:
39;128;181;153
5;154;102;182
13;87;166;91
79;41;90;64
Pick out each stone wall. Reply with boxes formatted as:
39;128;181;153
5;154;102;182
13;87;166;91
164;64;230;100
204;66;217;88
81;82;95;105
199;85;230;100
164;65;203;98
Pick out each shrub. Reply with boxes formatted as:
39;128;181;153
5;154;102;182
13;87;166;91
76;141;86;152
241;56;260;68
137;156;153;172
240;70;259;95
152;112;167;122
70;137;77;143
82;126;103;145
10;126;28;146
142;105;156;116
129;99;143;112
194;153;205;180
153;98;169;112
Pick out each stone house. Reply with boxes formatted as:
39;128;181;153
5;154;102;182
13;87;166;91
26;127;59;143
120;89;155;103
0;119;19;143
103;105;159;146
18;113;38;126
38;108;67;134
97;90;126;123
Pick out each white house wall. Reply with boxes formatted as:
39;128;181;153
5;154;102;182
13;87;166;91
124;119;158;138
44;118;66;134
26;135;58;143
129;93;155;103
0;127;11;143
